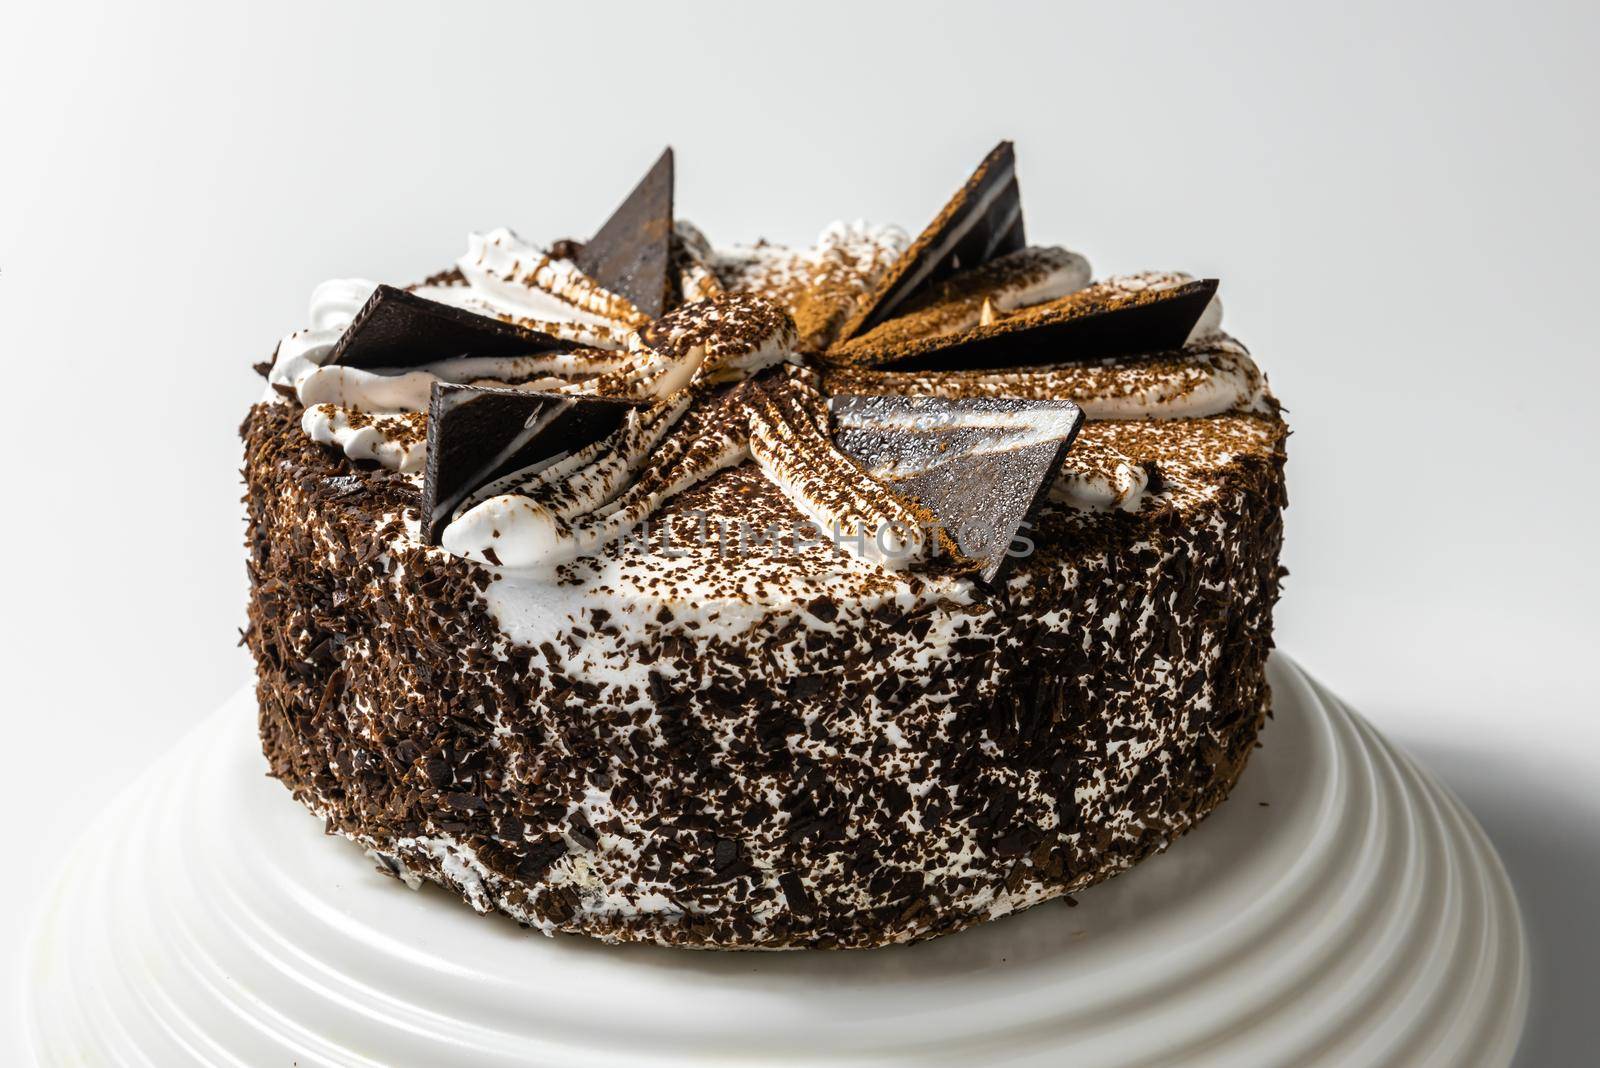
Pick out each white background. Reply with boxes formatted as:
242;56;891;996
2;2;1595;1063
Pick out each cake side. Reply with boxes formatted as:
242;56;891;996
243;396;1286;949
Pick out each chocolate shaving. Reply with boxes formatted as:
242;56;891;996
325;285;565;370
420;384;640;545
875;279;1218;372
576;148;675;319
832;394;1083;585
838;141;1025;340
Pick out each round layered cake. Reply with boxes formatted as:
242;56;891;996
244;144;1287;949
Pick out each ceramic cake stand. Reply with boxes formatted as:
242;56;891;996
23;654;1528;1067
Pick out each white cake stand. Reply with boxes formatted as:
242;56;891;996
23;654;1527;1067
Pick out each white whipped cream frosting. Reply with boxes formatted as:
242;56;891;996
990;248;1092;315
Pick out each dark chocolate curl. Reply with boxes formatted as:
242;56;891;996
832;394;1084;585
839;141;1025;340
326;285;565;370
420;384;639;545
576;148;675;319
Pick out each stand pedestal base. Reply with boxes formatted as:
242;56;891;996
24;654;1528;1066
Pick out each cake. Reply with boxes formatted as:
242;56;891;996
243;142;1288;950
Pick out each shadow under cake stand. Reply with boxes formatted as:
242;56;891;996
23;654;1528;1067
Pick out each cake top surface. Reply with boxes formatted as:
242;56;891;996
259;142;1280;626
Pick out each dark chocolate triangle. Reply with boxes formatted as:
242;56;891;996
832;394;1083;585
839;141;1025;341
326;285;566;370
576;148;675;319
880;279;1218;372
420;384;639;545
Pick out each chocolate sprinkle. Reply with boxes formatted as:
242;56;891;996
832;394;1084;585
325;285;566;370
420;384;639;545
576;148;675;319
839;141;1025;340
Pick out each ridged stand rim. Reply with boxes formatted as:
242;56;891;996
23;654;1528;1067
